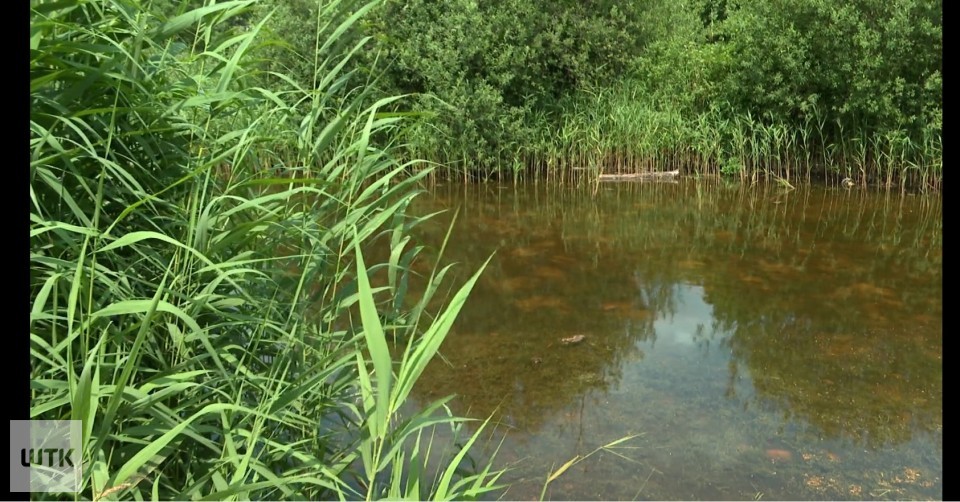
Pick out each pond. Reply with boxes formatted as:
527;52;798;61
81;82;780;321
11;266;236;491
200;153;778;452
401;178;942;501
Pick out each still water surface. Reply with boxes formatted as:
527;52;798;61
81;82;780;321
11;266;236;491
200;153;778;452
401;179;941;500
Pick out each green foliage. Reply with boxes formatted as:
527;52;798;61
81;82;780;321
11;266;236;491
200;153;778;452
355;0;667;169
714;0;941;140
251;0;941;187
30;0;503;499
592;0;941;186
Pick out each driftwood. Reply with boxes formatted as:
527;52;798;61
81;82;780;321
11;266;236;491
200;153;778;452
598;170;680;181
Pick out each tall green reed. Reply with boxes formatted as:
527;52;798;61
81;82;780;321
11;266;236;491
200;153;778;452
411;76;941;191
30;0;503;499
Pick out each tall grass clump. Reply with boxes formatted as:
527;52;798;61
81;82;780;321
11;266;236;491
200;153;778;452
529;75;942;190
30;0;504;499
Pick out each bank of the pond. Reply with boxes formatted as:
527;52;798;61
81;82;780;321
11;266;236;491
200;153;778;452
407;109;942;191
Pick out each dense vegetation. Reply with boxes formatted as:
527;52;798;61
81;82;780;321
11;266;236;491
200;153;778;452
263;0;941;188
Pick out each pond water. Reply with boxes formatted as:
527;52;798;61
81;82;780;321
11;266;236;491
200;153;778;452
401;179;942;501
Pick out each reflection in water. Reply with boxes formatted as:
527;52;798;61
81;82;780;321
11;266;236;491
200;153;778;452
399;180;941;500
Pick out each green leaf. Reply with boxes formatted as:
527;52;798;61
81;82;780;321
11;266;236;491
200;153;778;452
353;236;392;440
151;1;256;41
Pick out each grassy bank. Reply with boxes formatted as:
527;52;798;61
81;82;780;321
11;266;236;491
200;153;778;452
30;0;503;499
517;83;942;191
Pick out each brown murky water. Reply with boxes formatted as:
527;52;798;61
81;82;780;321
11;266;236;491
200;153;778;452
400;179;941;500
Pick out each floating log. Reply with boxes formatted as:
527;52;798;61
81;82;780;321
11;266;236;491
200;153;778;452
598;170;680;181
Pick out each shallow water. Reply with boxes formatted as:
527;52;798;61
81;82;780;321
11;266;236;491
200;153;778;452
402;179;941;501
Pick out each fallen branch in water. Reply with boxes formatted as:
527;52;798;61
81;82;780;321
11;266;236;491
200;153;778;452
598;170;680;181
